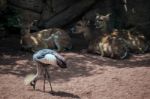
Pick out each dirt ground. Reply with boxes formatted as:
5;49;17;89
0;37;150;99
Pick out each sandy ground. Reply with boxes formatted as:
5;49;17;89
0;37;150;99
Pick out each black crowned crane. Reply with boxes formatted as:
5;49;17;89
24;49;67;92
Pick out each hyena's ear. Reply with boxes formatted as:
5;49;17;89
105;13;111;19
86;20;90;26
95;13;100;19
96;12;100;16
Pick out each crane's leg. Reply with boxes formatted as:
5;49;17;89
45;68;53;93
43;67;46;92
30;63;41;90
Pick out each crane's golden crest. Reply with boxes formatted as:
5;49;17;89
24;74;36;85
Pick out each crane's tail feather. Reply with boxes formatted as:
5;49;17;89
24;74;36;85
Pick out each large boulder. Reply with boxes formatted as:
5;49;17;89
0;0;7;11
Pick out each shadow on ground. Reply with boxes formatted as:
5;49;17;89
0;36;150;83
51;91;80;98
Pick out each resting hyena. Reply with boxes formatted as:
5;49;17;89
71;19;102;53
88;32;128;59
20;28;72;52
71;20;95;42
72;19;128;59
95;13;149;54
121;29;149;53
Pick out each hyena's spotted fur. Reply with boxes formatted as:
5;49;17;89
21;28;72;52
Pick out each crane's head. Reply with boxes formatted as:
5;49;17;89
24;74;37;90
30;80;37;90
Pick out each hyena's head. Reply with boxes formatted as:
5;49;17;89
71;20;90;34
95;13;111;29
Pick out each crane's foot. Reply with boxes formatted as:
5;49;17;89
49;90;55;94
45;68;54;94
43;72;46;92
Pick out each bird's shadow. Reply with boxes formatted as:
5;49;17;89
50;91;80;98
32;89;80;98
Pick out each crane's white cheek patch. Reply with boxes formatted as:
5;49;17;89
39;54;57;65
